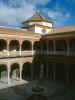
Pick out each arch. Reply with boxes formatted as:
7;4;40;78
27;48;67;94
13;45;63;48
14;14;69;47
22;62;31;80
70;39;75;52
33;41;40;50
9;40;20;51
10;63;20;79
22;40;32;50
0;64;7;80
55;40;67;51
0;39;7;51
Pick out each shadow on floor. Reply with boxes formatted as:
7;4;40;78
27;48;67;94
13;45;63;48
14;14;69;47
0;80;75;100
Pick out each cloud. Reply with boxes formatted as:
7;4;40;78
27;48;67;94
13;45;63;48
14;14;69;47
26;0;50;5
0;0;51;27
0;0;71;28
43;7;70;27
0;1;35;27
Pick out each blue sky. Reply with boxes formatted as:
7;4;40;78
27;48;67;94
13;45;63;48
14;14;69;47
0;0;75;28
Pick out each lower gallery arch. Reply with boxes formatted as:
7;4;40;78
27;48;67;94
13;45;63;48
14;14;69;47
10;63;20;80
22;62;31;80
0;64;7;81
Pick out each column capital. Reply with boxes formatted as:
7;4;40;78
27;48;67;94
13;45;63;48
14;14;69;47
19;40;23;45
32;41;34;44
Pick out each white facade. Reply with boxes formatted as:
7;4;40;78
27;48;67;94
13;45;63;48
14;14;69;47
23;20;53;34
24;21;53;34
23;21;53;27
29;27;52;34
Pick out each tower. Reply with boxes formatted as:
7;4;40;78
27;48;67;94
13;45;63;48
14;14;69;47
22;11;53;34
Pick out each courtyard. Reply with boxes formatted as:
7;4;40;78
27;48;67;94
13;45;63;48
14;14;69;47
0;79;75;100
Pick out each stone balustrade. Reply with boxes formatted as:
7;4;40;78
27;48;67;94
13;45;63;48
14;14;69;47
0;50;36;58
0;50;75;58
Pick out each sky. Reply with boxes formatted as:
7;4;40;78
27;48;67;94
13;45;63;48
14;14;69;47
0;0;75;28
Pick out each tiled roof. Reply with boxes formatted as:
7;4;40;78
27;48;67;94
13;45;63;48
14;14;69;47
53;25;75;33
22;12;53;24
45;25;75;36
0;26;41;37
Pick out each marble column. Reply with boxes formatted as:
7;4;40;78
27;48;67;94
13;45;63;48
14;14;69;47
8;71;10;84
20;63;23;80
7;63;10;84
20;41;22;56
7;41;10;56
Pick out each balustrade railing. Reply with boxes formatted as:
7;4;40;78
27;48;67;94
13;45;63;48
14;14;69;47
0;50;75;58
0;50;36;58
36;51;75;56
9;51;20;57
0;51;8;57
21;51;34;56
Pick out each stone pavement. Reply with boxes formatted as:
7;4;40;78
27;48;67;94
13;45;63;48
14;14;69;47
0;80;75;100
0;79;28;100
0;79;28;90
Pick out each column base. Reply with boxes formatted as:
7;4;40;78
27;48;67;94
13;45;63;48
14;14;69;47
8;80;10;84
19;77;23;81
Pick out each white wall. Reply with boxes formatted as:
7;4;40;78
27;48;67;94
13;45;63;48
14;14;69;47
35;27;52;34
29;27;52;34
23;22;53;27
